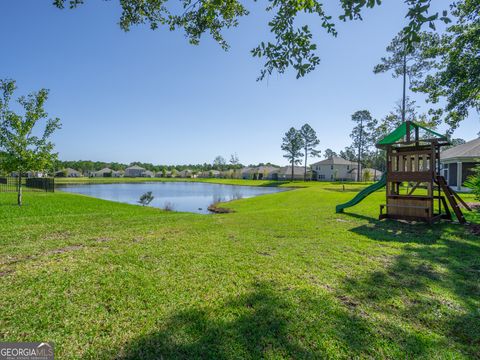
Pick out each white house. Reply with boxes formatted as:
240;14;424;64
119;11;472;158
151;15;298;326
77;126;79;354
124;165;146;177
440;137;480;192
311;157;357;181
142;170;154;178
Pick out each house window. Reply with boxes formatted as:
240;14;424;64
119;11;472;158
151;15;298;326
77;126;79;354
318;174;325;180
347;165;349;170
331;174;333;180
330;165;333;170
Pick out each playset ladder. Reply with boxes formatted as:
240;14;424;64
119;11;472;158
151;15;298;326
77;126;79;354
436;176;469;224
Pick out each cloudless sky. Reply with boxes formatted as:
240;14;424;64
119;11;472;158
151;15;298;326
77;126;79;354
0;1;478;166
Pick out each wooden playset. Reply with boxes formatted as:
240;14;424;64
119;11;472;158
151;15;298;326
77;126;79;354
336;121;471;223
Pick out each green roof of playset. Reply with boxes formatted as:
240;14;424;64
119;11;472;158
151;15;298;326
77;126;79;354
376;121;448;148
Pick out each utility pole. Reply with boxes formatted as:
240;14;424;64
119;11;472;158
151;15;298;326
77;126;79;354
402;49;407;123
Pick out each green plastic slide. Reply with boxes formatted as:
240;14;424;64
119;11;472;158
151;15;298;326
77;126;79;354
335;174;386;213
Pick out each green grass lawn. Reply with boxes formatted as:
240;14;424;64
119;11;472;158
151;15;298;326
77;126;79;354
0;180;478;359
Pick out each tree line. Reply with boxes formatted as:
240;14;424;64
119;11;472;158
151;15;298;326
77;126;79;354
54;159;244;174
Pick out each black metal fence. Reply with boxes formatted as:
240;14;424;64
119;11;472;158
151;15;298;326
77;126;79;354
0;177;55;193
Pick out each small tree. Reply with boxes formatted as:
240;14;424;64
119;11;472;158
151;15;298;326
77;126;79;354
0;80;61;206
350;110;375;182
465;167;480;201
281;127;304;181
230;153;240;178
213;155;226;171
299;124;321;181
138;191;154;206
363;169;372;182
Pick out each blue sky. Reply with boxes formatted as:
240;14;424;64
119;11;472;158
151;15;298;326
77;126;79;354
0;1;478;166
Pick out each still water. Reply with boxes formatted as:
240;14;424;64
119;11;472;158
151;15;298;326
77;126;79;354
58;182;287;214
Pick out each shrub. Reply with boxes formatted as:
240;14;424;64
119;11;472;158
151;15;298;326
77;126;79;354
163;201;175;211
138;191;154;206
464;166;480;200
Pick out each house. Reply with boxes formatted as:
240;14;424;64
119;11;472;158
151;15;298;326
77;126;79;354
311;157;358;181
440;137;480;192
350;167;383;181
142;170;154;178
124;165;146;177
93;167;113;177
241;166;278;180
200;170;221;178
112;170;123;178
240;167;254;179
155;170;171;178
55;168;82;178
270;166;307;181
178;169;193;178
11;171;45;178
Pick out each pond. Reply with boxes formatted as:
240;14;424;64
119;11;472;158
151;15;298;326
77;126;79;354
57;182;287;214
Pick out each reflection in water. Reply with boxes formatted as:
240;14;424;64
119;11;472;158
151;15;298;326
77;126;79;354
58;182;286;214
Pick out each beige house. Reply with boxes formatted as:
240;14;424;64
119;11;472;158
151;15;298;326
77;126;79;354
311;157;358;181
241;166;278;180
441;138;480;192
93;168;113;177
124;165;146;177
178;169;194;178
270;166;306;180
56;168;82;178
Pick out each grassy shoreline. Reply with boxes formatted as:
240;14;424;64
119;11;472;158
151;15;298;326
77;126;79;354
1;180;478;359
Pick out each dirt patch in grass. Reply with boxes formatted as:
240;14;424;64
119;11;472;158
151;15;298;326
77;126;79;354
337;294;359;309
208;204;234;214
46;245;84;255
0;269;14;277
468;224;480;235
256;251;272;256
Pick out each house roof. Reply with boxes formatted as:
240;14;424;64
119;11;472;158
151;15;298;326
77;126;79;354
61;168;81;174
311;156;357;166
275;166;306;175
126;165;145;170
96;167;112;174
242;166;277;173
441;138;480;160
